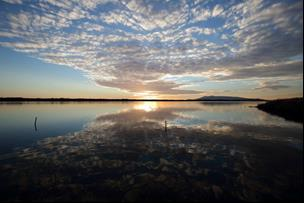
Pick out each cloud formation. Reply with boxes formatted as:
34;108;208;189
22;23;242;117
254;80;290;90
0;0;302;97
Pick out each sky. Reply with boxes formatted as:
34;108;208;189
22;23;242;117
0;0;303;99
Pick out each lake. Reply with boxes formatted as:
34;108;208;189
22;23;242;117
0;101;302;201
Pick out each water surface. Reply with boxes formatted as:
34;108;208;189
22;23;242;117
0;102;302;201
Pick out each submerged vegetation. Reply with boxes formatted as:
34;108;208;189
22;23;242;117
0;104;302;202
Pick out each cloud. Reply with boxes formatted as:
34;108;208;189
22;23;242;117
212;4;224;17
222;1;303;65
0;0;302;97
2;0;22;4
210;61;303;81
96;78;202;95
254;81;290;90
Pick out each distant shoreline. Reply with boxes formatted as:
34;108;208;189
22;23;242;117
0;97;265;102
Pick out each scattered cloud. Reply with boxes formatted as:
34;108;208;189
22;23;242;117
0;0;302;97
254;81;290;90
2;0;22;4
210;61;303;81
212;4;224;17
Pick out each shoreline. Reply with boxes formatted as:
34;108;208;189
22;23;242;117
0;97;265;102
257;98;303;123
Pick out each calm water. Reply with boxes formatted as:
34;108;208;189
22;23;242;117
0;101;302;201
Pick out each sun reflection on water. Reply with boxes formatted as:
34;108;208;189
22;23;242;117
134;102;158;112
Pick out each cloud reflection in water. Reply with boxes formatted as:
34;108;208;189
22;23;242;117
0;102;302;201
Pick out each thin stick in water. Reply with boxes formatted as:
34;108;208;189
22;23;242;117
34;116;38;131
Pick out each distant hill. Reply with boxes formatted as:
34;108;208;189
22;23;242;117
197;96;263;101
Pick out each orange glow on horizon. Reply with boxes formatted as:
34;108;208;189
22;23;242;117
133;91;159;100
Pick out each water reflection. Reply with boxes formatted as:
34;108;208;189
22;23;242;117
134;102;158;112
0;102;302;201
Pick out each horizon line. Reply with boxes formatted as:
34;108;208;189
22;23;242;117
0;96;270;102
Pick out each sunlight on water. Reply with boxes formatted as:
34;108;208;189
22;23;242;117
0;102;302;201
134;102;158;112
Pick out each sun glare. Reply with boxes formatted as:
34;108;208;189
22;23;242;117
134;102;158;112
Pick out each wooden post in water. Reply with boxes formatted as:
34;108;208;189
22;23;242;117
164;120;169;149
34;116;38;131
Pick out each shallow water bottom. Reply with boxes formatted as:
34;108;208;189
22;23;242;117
0;102;302;201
